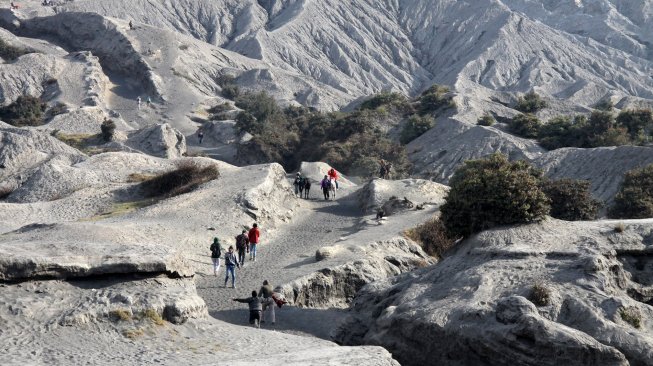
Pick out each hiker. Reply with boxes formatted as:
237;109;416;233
232;291;263;328
327;167;339;189
235;229;249;266
129;20;134;30
209;237;222;276
198;130;204;144
320;175;331;200
248;223;260;261
303;178;311;199
259;280;276;325
137;96;141;110
385;163;393;179
293;173;303;197
146;96;152;106
224;246;240;288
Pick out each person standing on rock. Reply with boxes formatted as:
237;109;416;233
209;237;222;276
224;246;240;288
321;175;331;200
137;96;141;110
235;229;249;266
232;290;263;328
248;223;260;261
258;280;276;325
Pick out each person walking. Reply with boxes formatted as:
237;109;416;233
232;291;263;328
209;237;222;276
198;130;204;144
320;175;331;200
304;178;311;199
224;246;240;288
137;96;141;110
259;280;276;325
235;230;249;266
248;223;260;261
293;173;303;197
129;20;134;30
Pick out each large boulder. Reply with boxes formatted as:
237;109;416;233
358;178;448;214
124;123;186;158
334;218;653;366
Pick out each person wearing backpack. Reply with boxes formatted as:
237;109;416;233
248;223;260;261
293;173;303;197
320;175;331;200
235;230;249;266
224;246;240;288
209;237;222;276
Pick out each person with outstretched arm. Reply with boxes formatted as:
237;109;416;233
233;291;263;328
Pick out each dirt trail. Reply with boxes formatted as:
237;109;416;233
196;185;363;339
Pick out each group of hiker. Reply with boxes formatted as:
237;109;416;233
293;173;312;199
209;223;260;289
379;159;392;179
232;280;286;328
294;167;340;201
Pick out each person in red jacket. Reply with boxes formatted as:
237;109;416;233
327;167;339;189
248;223;260;261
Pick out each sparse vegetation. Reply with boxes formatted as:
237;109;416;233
515;91;547;113
609;163;653;219
594;99;614;111
400;115;434;144
0;185;13;200
614;222;626;233
208;102;234;120
0;95;47;126
619;307;642;329
440;153;550;238
123;328;145;339
360;92;411;113
417;85;455;115
110;309;132;321
529;283;552;306
0;39;34;62
89;199;158;220
100;119;116;142
509;113;541;138
404;217;457;258
477;113;495;126
139;160;220;198
127;173;156;183
541;179;601;221
53;132;102;154
46;102;67;119
142;309;165;326
216;74;240;99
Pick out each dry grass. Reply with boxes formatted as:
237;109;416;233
109;309;132;322
142;309;165;326
404;217;457;259
614;222;626;233
53;132;108;155
529;283;551;306
0;185;14;200
127;173;156;183
123;328;145;339
139;160;220;198
620;307;642;329
85;199;158;221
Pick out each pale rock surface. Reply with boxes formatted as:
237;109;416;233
334;218;653;366
123;123;187;158
358;178;449;214
298;161;356;187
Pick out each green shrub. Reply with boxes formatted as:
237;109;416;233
515;91;547;113
529;283;551;306
616;109;653;141
100;119;116;142
0;95;47;126
235;111;261;134
417;85;454;115
609;164;653;219
619;307;642;329
0;39;33;62
46;102;68;119
509;113;541;138
538;115;586;149
477;113;495;126
404;217;457;258
440;153;550;237
541;179;601;221
594;99;614;111
139;160;220;198
399;115;434;144
360;92;409;111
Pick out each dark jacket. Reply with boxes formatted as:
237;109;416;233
210;240;222;259
235;296;262;311
235;234;249;251
258;284;274;299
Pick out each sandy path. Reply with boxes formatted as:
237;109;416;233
196;185;362;339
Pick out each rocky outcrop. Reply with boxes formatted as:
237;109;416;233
334;218;653;366
124;123;187;158
358;178;448;214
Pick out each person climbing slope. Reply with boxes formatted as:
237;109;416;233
235;229;249;266
209;237;222;276
233;291;263;328
248;223;260;261
224;246;240;288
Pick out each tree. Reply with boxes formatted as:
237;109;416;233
509;113;541;138
477;113;495;126
609;164;653;219
400;115;434;144
515;91;547;113
541;179;601;221
616;109;653;141
440;153;550;237
100;119;116;142
0;95;46;126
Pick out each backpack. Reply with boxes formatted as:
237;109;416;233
236;234;247;250
210;243;222;258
